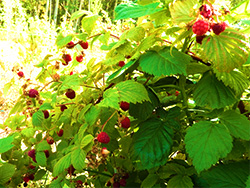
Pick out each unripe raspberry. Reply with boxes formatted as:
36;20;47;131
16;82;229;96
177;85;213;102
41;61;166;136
120;101;129;111
52;73;60;81
76;55;84;62
17;71;24;77
97;132;110;144
66;41;75;49
101;147;110;155
28;89;39;98
44;150;49;158
121;117;130;129
118;61;125;67
200;4;212;18
46;136;54;145
62;54;72;65
192;20;210;36
65;89;76;99
211;22;227;35
80;41;89;49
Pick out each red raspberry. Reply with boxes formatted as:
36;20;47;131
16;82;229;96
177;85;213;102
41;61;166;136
57;129;64;137
121;117;130;129
28;89;39;98
76;180;83;185
120;101;129;111
60;105;67;112
29;164;36;169
80;41;89;49
46;136;54;145
43;110;49;119
44;150;49;158
23;176;30;183
28;174;34;180
69;71;73;75
28;149;36;158
192;20;210;36
62;54;72;65
17;71;24;77
97;132;110;144
200;4;212;18
175;91;180;96
211;22;226;35
118;61;125;67
196;35;206;44
113;182;120;188
65;89;76;99
119;179;126;187
76;55;83;62
66;41;75;49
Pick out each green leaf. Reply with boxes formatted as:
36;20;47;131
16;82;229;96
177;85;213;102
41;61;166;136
219;110;250;140
98;88;120;110
36;151;47;167
186;63;210;75
215;70;249;95
141;174;159;188
71;10;91;20
60;74;80;91
3;78;14;96
124;26;145;42
36;140;51;151
81;134;94;148
115;2;162;20
169;0;198;24
200;29;250;72
139;47;191;76
0;135;14;153
246;176;250;188
81;15;99;35
200;161;250;188
53;153;71;176
71;148;86;170
130;118;173;170
56;35;73;48
184;121;233;173
32;110;44;127
0;163;15;184
168;175;194;188
150;8;171;26
116;80;150;103
34;169;46;181
39;103;53;110
137;34;158;52
84;105;101;126
158;163;186;179
193;71;237;109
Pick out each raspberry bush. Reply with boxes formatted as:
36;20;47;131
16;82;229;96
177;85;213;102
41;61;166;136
1;0;250;187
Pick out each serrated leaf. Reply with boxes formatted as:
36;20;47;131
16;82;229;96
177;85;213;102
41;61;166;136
53;153;71;176
219;110;250;140
184;121;233;173
201;29;250;72
116;80;150;103
56;35;73;48
0;163;15;184
139;47;191;76
193;71;237;109
98;89;120;110
169;0;198;24
150;8;171;26
158;163;186;179
215;70;249;95
81;134;94;148
36;151;47;167
71;10;91;20
36;140;51;151
124;26;145;42
0;135;14;153
39;103;53;110
200;161;250;188
60;74;80;91
32;110;44;127
168;175;194;188
71;148;86;170
137;34;158;52
141;174;159;188
115;2;162;20
21;128;36;138
84;105;101;126
130;118;173;170
81;15;99;35
187;63;210;75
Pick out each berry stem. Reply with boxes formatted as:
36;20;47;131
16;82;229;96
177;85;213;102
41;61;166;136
83;168;112;177
101;111;117;132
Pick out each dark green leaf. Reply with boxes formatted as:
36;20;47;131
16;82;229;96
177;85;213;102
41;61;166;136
32;110;44;127
168;175;194;188
141;174;159;188
36;140;51;151
34;169;46;181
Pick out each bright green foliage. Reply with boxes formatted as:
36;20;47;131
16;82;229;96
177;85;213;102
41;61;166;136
219;110;250;140
71;148;86;170
60;74;80;91
0;135;14;153
200;161;250;187
123;26;145;42
246;176;250;188
130;118;173;170
193;71;237;109
36;151;47;167
70;10;91;20
99;89;120;110
185;121;233;173
53;153;71;177
200;29;250;72
167;175;194;188
114;2;162;20
32;110;44;127
215;70;249;95
139;47;191;76
81;15;99;35
56;35;73;48
0;163;16;185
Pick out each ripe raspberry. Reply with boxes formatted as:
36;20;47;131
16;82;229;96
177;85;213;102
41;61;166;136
32;156;37;163
196;35;206;44
65;89;76;99
23;176;30;183
76;180;83;185
121;117;130;129
28;149;36;158
46;136;54;145
76;55;83;62
66;41;75;49
211;22;226;35
28;174;34;180
57;129;64;137
62;54;72;65
200;4;212;18
175;91;180;96
120;101;130;111
113;182;120;188
44;150;49;158
70;71;73;75
43;110;49;119
97;132;110;144
119;179;126;187
122;173;129;179
118;61;125;67
17;71;24;77
29;164;36;169
192;20;210;36
60;105;67;112
125;55;131;59
80;41;89;49
28;89;39;98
